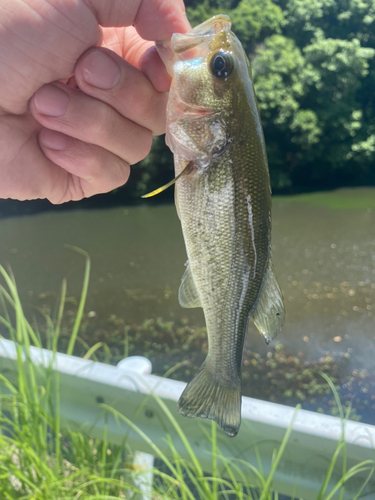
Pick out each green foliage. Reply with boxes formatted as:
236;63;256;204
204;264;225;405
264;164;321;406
252;0;375;190
251;35;320;188
281;0;375;46
252;30;374;189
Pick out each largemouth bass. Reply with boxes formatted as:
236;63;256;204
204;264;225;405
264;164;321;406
148;15;284;437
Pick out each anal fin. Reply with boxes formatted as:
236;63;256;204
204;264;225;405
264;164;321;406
251;259;285;344
178;262;202;308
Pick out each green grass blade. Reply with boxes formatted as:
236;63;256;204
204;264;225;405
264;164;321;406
65;246;91;356
54;278;67;346
259;405;301;500
83;342;111;361
316;441;346;500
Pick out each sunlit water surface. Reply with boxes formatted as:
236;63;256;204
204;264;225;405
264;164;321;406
0;188;375;371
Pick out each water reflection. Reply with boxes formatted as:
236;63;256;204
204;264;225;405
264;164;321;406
272;191;375;368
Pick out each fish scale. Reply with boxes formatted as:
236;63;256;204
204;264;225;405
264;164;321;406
152;15;285;437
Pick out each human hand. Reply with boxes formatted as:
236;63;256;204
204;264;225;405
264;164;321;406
0;0;190;203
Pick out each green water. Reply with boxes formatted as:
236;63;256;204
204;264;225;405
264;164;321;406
0;187;374;368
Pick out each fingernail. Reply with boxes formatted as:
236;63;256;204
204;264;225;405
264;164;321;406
39;130;68;150
33;85;70;117
81;50;120;90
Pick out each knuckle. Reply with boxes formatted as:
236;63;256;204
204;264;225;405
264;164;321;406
130;130;152;164
137;92;167;136
119;84;157;127
111;158;131;189
128;89;150;117
86;103;113;143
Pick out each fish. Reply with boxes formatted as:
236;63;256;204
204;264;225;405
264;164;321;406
145;15;285;437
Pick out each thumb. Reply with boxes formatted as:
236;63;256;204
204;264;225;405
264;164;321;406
0;0;189;114
84;0;190;40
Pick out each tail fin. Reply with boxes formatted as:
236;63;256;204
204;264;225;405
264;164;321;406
177;361;241;437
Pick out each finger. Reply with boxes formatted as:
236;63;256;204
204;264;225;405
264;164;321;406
86;0;190;39
0;0;102;114
1;0;189;114
138;45;172;94
0;112;126;204
38;128;130;202
0;113;55;201
29;83;153;165
75;47;168;134
101;26;171;93
102;26;171;92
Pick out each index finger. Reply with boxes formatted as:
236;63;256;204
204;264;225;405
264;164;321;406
85;0;190;40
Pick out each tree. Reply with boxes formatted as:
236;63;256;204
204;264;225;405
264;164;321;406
252;0;375;190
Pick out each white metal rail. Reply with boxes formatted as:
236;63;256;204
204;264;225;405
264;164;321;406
0;338;374;500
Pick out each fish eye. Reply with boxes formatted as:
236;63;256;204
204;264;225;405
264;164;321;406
209;51;234;79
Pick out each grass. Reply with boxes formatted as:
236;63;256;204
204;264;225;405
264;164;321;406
0;248;374;499
280;188;375;210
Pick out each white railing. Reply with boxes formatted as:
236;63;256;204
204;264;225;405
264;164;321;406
0;338;374;500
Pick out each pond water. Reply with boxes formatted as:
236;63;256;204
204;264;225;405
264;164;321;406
0;188;375;418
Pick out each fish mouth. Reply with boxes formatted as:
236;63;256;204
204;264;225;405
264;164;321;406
171;15;232;54
186;107;215;116
172;91;216;117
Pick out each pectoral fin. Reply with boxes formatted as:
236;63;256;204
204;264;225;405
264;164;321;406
178;262;202;308
251;259;285;344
